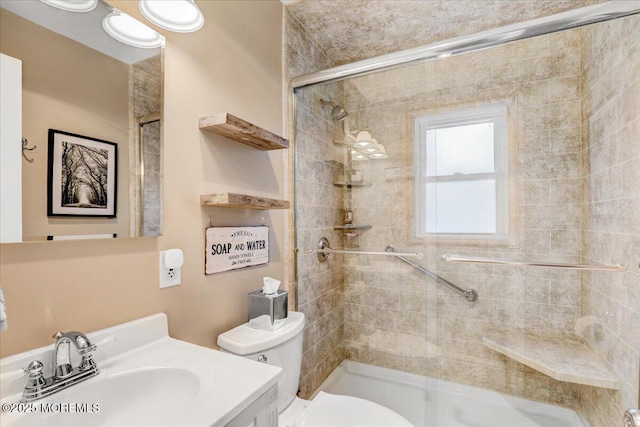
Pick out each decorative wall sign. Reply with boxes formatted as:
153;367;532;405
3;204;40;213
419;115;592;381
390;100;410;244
205;226;269;274
48;129;117;217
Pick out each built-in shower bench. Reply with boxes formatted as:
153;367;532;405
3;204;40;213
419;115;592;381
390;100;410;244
483;332;619;389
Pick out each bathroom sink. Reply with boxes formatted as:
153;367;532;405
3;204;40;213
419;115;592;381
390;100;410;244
8;368;200;427
1;314;281;427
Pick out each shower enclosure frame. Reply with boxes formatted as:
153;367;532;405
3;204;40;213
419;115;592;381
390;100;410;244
289;0;640;422
291;1;640;90
291;0;640;310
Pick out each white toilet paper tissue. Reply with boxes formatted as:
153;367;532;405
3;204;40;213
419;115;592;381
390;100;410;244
262;277;281;295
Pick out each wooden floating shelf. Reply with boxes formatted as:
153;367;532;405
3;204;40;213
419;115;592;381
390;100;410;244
201;193;290;210
199;112;289;151
483;332;619;389
333;182;372;188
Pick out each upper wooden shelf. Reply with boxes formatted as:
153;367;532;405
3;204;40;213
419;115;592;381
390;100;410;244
483;332;619;389
199;113;289;151
201;193;290;210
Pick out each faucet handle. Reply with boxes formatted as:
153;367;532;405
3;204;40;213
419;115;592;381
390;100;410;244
75;334;96;355
23;360;44;377
52;331;63;340
22;360;47;398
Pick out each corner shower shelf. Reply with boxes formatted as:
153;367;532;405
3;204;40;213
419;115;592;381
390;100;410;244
333;224;372;237
199;112;289;151
332;181;372;188
201;193;290;210
483;332;619;389
333;224;372;231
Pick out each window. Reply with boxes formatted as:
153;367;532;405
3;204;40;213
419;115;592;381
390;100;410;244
414;104;509;240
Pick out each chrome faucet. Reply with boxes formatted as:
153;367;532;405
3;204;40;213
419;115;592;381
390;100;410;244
52;331;97;379
21;331;99;402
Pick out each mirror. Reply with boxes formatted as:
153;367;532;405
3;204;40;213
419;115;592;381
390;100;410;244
0;0;163;241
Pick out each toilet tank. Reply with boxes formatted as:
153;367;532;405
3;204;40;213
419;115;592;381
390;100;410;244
217;311;305;412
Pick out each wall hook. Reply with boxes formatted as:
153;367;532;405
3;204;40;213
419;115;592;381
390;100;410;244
22;137;36;162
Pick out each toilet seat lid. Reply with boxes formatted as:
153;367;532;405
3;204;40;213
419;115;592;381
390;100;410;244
295;392;414;427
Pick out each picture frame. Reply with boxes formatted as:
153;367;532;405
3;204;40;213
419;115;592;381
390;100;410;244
47;129;117;217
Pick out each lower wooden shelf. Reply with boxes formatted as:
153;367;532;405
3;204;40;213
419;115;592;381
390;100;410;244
201;193;290;210
483;332;619;389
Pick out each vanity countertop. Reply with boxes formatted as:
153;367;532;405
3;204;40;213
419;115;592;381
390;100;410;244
0;313;281;427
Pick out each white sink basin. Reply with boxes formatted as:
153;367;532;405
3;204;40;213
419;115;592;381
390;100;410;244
0;314;281;427
9;368;199;427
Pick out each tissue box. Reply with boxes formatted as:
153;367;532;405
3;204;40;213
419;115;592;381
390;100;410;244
248;290;288;331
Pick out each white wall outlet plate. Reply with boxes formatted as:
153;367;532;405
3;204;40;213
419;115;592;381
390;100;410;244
159;250;182;288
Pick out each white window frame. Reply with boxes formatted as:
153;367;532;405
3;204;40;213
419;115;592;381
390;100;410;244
414;103;509;241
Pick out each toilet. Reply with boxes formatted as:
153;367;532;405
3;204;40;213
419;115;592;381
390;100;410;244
217;311;413;427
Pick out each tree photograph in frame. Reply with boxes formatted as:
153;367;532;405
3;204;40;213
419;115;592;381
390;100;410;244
47;129;117;217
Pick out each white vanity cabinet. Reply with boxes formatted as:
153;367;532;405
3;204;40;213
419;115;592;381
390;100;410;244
225;384;278;427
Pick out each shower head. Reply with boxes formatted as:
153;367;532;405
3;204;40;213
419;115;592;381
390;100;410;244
320;98;349;122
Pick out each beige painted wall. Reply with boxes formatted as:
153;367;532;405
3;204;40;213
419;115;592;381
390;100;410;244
0;0;284;358
0;10;130;239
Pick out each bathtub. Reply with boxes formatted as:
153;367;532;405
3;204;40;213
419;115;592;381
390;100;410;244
315;361;590;427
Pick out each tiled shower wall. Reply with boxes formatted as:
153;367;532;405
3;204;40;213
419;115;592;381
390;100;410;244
343;30;585;407
285;11;347;397
130;54;163;237
578;14;640;426
287;10;639;425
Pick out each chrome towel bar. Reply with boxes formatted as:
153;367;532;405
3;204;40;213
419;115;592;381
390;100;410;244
306;237;423;263
442;254;626;272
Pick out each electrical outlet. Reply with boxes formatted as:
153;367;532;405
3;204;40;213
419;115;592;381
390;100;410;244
159;250;182;288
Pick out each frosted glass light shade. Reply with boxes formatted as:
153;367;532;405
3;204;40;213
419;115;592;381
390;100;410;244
360;138;380;153
369;144;388;159
40;0;98;13
139;0;204;33
350;150;368;161
353;131;374;149
103;11;165;49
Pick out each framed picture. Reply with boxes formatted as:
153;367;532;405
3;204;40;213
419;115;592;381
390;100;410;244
47;129;117;217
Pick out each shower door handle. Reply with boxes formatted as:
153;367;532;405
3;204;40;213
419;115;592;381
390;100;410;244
625;409;640;427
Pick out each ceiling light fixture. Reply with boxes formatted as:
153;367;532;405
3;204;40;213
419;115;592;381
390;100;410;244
353;131;374;149
139;0;204;33
369;145;388;159
360;138;382;154
350;149;368;161
103;10;165;49
40;0;98;13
